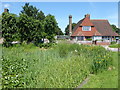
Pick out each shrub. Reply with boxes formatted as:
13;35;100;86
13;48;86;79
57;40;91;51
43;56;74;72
109;44;120;48
111;41;116;45
38;43;55;49
86;38;92;41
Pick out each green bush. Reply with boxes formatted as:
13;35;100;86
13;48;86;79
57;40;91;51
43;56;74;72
111;41;116;45
38;43;56;49
109;44;120;48
86;38;92;41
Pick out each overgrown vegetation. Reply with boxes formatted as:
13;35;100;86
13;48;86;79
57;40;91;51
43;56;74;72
2;43;113;88
83;52;118;88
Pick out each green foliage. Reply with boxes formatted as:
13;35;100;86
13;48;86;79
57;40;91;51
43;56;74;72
65;23;77;35
83;52;118;88
44;14;58;42
55;26;64;35
2;12;18;47
111;24;120;35
2;3;63;47
0;15;2;38
36;11;45;21
21;3;39;19
89;47;112;74
55;43;112;74
18;14;34;43
86;38;92;41
2;44;112;88
110;41;117;45
0;15;2;32
17;13;44;45
109;44;120;48
38;43;54;49
32;20;44;45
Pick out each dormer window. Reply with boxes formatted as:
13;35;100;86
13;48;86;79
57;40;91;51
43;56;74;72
82;26;91;31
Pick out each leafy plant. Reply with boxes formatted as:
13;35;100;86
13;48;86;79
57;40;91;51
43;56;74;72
2;12;18;47
111;41;116;45
109;44;120;48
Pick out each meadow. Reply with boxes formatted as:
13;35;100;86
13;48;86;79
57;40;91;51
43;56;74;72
1;43;116;88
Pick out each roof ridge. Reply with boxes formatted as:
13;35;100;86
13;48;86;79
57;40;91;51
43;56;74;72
91;19;108;21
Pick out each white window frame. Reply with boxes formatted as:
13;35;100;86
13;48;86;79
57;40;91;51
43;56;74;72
82;26;91;31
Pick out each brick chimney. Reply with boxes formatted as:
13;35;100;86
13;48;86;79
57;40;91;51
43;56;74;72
4;8;9;13
69;15;72;36
85;14;90;19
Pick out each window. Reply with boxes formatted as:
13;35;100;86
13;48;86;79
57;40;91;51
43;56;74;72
82;26;91;31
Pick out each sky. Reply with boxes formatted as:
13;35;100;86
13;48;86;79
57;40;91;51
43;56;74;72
0;2;118;32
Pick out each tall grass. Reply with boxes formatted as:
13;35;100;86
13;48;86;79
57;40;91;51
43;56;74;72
1;43;112;88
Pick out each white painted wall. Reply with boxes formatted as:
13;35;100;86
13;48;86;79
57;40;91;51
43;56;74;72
92;36;102;40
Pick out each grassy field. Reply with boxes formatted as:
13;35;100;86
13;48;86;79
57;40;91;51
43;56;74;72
1;43;116;88
82;52;118;88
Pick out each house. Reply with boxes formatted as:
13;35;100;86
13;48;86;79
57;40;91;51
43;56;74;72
69;14;119;41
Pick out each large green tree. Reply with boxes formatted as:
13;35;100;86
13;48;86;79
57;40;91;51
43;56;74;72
19;3;45;44
0;15;2;32
44;14;58;42
21;3;39;19
36;11;45;21
2;3;63;47
0;15;2;38
111;24;120;35
20;3;63;43
18;14;44;44
55;26;64;35
21;3;45;21
32;20;44;45
2;12;18;47
65;23;77;35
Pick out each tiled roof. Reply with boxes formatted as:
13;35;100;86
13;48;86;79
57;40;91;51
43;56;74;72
72;19;83;32
71;15;119;36
80;17;94;26
72;27;101;36
91;20;119;36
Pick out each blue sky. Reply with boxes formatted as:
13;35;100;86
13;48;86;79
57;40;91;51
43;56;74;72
1;2;118;32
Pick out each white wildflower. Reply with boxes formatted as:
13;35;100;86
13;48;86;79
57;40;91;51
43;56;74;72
75;50;78;52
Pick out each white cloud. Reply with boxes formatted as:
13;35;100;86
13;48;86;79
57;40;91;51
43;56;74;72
3;4;10;8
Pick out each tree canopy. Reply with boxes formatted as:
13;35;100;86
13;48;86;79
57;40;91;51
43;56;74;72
55;26;64;35
111;24;120;35
0;15;2;32
2;3;63;47
44;14;58;42
21;3;39;19
2;12;18;47
37;11;45;21
65;23;77;35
